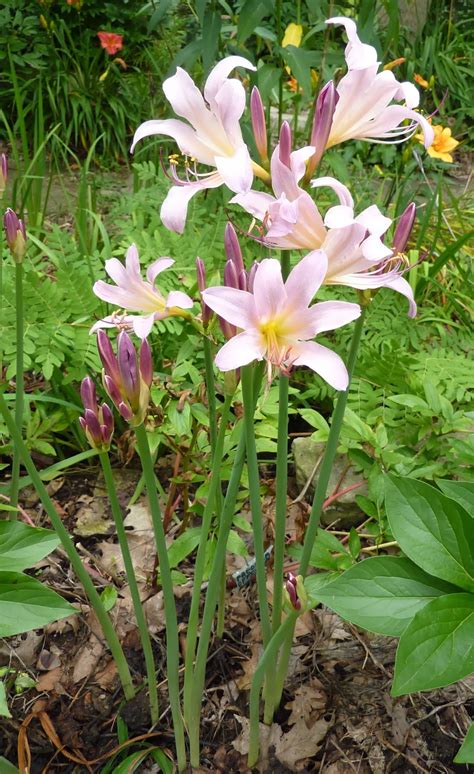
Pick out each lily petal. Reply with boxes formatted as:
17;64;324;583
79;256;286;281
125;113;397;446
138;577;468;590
147;257;175;284
309;300;361;334
292;340;349;390
160;175;222;234
215;144;253;193
215;330;264;371
204;56;256;110
252;258;287;319
284;250;328;308
165;290;194;309
202;286;256;328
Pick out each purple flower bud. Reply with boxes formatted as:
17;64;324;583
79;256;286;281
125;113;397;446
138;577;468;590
196;256;206;292
224;223;245;275
118;400;134;421
224;259;239;290
3;208;26;263
248;261;259;293
250;86;268;162
97;331;120;383
218;317;237;341
80;376;97;412
238;270;248;291
196;257;212;325
84;408;102;442
100;403;114;443
139;338;153;387
393;203;416;254
285;573;301;610
103;373;122;406
308;81;338;176
279;121;292;168
0;154;7;195
117;331;139;406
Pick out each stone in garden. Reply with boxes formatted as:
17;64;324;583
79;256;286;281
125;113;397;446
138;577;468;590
292;437;368;527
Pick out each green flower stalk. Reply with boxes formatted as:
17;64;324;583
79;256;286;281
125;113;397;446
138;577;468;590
79;375;159;725
0;392;135;701
4;208;26;513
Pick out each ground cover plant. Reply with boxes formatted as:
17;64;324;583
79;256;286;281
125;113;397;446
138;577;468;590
0;1;473;771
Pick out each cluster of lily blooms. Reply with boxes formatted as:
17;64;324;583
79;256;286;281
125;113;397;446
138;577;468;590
4;18;435;449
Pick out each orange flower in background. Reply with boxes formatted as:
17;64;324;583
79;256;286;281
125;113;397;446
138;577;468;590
415;123;460;163
414;73;429;89
97;32;123;55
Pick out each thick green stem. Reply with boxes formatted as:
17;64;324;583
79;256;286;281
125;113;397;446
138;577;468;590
271;373;289;635
0;394;135;700
241;365;271;648
299;309;366;577
248;613;298;767
99;452;159;726
183;393;233;725
134;424;186;772
10;261;24;513
269;310;367;717
187;365;264;767
203;336;218;454
0;237;3;378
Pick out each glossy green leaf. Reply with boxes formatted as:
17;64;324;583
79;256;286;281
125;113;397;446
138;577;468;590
0;572;75;637
436;479;474;516
100;586;118;613
454;722;474;764
313;556;458;636
385;476;474;592
392;593;474;695
0;757;18;773
0;522;59;571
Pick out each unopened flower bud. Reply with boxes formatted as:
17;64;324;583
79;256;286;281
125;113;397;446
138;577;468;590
79;377;114;451
284;572;308;613
224;259;239;290
97;331;152;426
224;223;245;275
238;270;248;291
196;257;212;325
279;121;292;168
307;81;339;177
4;208;26;263
248;261;259;293
0;154;7;196
392;202;416;254
250;87;268;162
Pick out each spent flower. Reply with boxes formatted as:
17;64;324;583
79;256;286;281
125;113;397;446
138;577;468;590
202;251;360;389
92;243;193;338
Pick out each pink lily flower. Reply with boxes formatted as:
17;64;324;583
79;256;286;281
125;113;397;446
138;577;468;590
202;252;360;390
232;143;416;316
324;17;434;149
131;57;256;234
91;244;194;338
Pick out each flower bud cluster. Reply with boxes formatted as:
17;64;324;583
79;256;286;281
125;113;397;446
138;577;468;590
79;376;114;451
97;329;152;427
3;208;26;263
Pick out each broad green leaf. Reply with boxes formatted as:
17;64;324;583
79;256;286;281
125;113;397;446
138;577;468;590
100;586;118;612
387;394;430;411
0;522;59;572
392;593;474;695
166;527;201;568
0;757;18;773
305;571;340;605
0;572;75;637
313;557;458;636
279;45;319;95
385;476;474;592
226;530;249;558
454;723;474;764
0;683;11;718
436;479;474;516
237;0;272;42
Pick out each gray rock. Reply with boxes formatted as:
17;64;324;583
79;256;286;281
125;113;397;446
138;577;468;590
292;437;368;527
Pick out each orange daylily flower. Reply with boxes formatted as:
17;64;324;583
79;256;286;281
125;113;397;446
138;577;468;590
415;123;460;163
97;31;124;56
